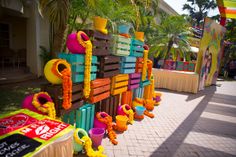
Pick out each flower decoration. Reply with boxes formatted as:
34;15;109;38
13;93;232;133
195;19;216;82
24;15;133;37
77;31;92;99
32;92;56;119
96;112;118;145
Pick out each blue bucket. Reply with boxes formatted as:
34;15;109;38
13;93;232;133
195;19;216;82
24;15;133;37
118;24;131;34
135;106;145;116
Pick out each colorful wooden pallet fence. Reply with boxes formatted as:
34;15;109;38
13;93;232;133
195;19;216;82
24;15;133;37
41;83;83;117
63;104;95;132
111;35;131;56
135;57;143;73
100;95;120;120
83;30;111;56
128;73;141;90
58;53;97;83
111;74;129;95
97;55;120;78
120;56;137;74
130;39;144;57
89;78;111;103
121;90;133;106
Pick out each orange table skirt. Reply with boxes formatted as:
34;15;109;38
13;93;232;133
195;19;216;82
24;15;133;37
153;68;199;93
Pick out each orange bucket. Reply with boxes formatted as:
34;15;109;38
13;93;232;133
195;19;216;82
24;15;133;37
135;31;144;42
93;16;108;34
116;115;128;128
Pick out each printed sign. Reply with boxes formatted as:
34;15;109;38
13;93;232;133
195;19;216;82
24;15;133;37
21;119;69;140
0;134;41;157
0;113;38;136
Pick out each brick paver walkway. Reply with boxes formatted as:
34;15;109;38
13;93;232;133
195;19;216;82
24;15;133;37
101;81;236;157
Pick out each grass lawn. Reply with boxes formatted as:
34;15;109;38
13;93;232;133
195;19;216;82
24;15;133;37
0;79;46;116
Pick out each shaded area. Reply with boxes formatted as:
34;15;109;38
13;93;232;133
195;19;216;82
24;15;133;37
151;86;217;156
205;104;236;117
193;117;236;138
0;78;46;115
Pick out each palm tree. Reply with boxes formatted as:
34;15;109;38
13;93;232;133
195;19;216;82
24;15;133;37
183;0;217;27
150;15;191;61
38;0;70;57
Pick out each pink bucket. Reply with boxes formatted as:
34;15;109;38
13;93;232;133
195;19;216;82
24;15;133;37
117;104;131;115
89;128;105;148
93;112;108;129
66;33;85;54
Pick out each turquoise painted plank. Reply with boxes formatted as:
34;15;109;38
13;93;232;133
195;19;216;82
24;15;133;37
75;109;81;128
121;56;136;62
62;113;69;124
72;73;96;83
90;105;95;129
120;68;135;74
132;39;144;46
69;110;75;126
59;53;97;63
80;108;86;130
72;65;97;73
86;106;91;132
130;52;143;57
121;63;136;68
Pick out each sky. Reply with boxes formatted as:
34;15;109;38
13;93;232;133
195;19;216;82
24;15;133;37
164;0;220;17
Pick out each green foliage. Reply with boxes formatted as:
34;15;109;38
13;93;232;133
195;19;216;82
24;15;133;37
149;15;192;61
183;0;217;26
39;46;52;66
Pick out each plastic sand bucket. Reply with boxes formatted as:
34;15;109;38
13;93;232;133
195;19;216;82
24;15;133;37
135;31;144;42
89;128;105;148
135;106;145;116
116;115;128;127
93;16;108;34
94;112;108;129
117;104;131;115
73;128;88;152
118;24;131;34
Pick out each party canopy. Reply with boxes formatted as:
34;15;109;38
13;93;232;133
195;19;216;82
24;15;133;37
217;0;236;19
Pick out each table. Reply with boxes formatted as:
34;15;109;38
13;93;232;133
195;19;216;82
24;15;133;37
153;68;199;93
0;109;74;157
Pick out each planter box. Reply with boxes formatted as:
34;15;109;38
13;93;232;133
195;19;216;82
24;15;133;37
111;74;129;95
83;30;111;56
89;78;111;103
62;103;94;132
121;90;133;106
164;60;176;70
98;95;120;120
41;83;83;117
128;73;141;90
111;35;131;56
58;53;97;83
135;57;143;73
130;39;144;57
176;61;184;71
120;56;136;74
183;61;189;71
97;55;120;78
188;62;196;72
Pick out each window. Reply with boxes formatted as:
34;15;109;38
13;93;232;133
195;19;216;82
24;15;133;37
0;23;10;48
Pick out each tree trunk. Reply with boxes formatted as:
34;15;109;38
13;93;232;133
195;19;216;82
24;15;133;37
51;25;67;57
166;38;174;59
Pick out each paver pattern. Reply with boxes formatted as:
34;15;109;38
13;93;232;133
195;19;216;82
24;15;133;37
101;81;236;157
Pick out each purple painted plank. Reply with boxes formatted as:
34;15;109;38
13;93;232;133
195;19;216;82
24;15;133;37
129;73;141;79
128;84;140;90
130;79;140;84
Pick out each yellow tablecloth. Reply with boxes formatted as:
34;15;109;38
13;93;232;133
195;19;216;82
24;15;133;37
0;109;74;157
153;68;199;93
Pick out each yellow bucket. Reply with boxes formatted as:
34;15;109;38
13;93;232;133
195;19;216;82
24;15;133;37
116;115;128;128
93;16;108;34
44;59;71;84
135;31;144;42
